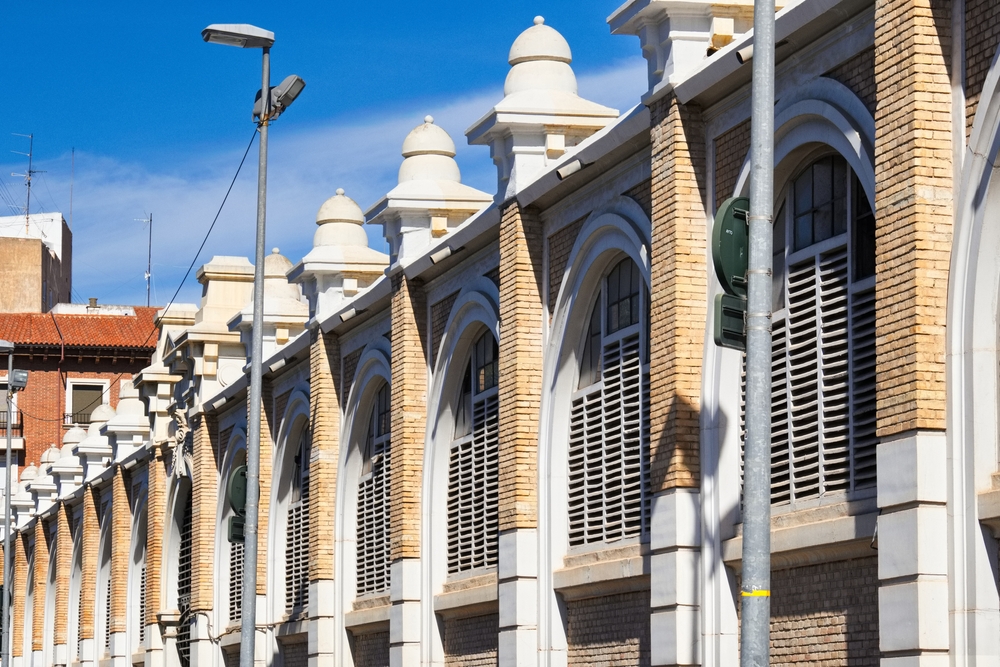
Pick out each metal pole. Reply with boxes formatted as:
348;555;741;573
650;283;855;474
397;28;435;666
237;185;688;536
740;0;775;664
147;213;152;308
239;45;269;667
2;348;13;667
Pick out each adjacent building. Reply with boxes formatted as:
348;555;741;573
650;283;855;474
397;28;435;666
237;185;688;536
4;1;1000;666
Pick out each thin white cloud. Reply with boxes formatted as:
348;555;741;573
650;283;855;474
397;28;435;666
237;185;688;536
1;57;647;307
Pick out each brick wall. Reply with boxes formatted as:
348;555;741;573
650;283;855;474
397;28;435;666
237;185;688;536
351;631;390;667
824;47;877;115
309;329;341;581
389;274;427;560
565;591;651;667
11;532;28;657
274;389;292;432
256;379;274;592
54;503;72;646
190;413;218;611
13;357;148;468
342;348;364;405
430;291;460;368
548;217;586;317
144;455;166;628
626;178;653;219
737;557;880;665
442;614;498;667
714;119;751;209
648;94;708;491
78;486;100;644
498;202;544;530
280;639;308;667
873;0;953;435
966;0;1000;138
109;468;132;632
32;520;49;652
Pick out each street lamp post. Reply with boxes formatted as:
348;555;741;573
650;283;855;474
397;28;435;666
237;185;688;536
201;24;303;667
0;340;18;667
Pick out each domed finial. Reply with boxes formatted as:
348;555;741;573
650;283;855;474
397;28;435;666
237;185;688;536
272;247;280;254
336;188;345;196
534;16;544;25
425;115;434;124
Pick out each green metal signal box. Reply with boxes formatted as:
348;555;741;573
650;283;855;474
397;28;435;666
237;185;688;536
712;197;750;297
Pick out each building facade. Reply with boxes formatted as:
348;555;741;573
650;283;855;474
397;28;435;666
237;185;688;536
4;1;1000;666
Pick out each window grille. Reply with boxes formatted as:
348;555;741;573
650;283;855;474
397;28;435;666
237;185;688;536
285;429;310;613
100;496;111;656
357;382;391;596
568;257;651;547
228;538;244;624
447;332;499;574
753;155;878;505
177;494;193;667
72;506;82;660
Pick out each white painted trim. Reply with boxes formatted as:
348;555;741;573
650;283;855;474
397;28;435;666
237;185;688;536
420;276;500;667
947;36;1000;667
538;198;650;667
335;341;391;667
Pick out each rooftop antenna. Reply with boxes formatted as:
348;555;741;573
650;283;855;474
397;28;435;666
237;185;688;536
11;133;45;233
135;212;152;307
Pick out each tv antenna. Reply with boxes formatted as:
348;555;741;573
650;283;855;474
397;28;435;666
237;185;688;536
135;213;153;307
11;133;45;233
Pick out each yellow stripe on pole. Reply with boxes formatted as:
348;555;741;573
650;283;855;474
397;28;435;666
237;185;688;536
741;590;770;597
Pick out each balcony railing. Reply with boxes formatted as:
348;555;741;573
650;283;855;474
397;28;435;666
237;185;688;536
0;411;23;437
64;412;93;426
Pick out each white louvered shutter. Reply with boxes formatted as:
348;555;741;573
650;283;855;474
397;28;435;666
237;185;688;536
568;258;650;548
138;563;147;644
177;495;193;667
447;334;499;574
357;383;391;596
228;539;244;623
286;430;310;613
750;159;878;506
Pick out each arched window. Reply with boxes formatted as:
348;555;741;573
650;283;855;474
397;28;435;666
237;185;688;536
176;489;193;667
766;154;877;505
98;494;112;657
447;331;499;574
69;505;82;663
569;257;650;547
227;451;246;626
357;382;391;596
285;428;310;613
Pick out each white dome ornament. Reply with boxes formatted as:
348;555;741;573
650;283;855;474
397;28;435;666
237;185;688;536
466;16;618;200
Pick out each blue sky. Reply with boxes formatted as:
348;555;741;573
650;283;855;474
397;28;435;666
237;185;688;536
0;1;646;307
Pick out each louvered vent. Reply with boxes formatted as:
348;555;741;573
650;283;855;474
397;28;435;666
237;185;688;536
285;431;310;613
177;496;193;667
744;160;878;506
568;258;650;548
357;383;391;596
448;334;499;574
104;574;112;654
138;563;147;645
228;539;244;623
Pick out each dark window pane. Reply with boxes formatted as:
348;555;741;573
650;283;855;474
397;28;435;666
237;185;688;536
795;169;812;215
853;177;876;280
795;214;812;250
814;203;833;242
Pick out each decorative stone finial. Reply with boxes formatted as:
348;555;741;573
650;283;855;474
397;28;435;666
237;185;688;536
272;247;279;254
336;188;345;196
534;16;544;25
425;115;434;124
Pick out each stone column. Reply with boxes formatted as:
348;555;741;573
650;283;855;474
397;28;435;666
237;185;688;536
144;451;168;667
12;531;28;667
648;92;708;667
308;329;341;667
189;413;218;667
388;273;427;667
109;468;133;667
78;487;100;667
873;1;953;664
496;201;544;667
32;520;49;667
54;503;72;667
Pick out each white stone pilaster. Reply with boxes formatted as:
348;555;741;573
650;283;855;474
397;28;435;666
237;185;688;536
877;431;949;666
650;488;701;666
389;558;420;667
308;579;335;667
498;529;537;667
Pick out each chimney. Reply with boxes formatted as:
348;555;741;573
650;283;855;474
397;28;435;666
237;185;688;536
87;297;98;313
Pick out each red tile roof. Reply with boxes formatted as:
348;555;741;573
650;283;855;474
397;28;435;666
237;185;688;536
0;307;159;350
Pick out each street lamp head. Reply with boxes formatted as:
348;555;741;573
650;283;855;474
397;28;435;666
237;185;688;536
253;74;306;121
202;24;274;49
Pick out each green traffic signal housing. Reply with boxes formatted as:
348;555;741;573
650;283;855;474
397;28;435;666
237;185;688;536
712;197;750;350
